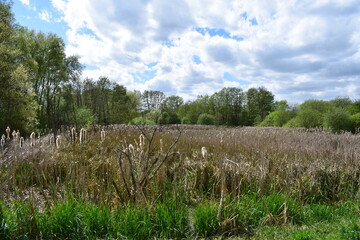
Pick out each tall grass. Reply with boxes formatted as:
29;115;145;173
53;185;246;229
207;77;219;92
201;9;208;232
0;125;359;238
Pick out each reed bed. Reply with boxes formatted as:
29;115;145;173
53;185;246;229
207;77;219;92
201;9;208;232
0;125;359;238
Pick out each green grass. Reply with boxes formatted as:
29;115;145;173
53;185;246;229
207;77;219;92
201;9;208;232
0;194;358;239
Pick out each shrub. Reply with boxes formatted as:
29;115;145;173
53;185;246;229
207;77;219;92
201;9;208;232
295;109;323;128
323;108;354;133
75;107;97;126
259;110;292;127
129;117;156;125
351;113;360;129
197;113;215;125
181;117;191;124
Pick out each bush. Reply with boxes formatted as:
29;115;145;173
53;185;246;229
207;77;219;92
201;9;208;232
323;108;354;133
197;113;215;125
129;117;156;125
259;110;292;127
75;107;97;126
295;109;323;128
181;117;191;124
351;113;360;129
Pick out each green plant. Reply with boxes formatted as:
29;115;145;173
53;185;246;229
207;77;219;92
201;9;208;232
340;222;360;240
194;201;219;237
197;113;215;125
154;199;189;238
324;108;354;133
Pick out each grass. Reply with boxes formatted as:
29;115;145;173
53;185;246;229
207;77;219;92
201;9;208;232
0;194;358;239
0;125;359;238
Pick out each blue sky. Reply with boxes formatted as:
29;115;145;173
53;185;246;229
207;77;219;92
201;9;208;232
12;0;360;102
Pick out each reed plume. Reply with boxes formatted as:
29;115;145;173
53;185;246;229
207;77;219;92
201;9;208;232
101;129;106;141
6;126;10;140
1;135;5;147
30;132;36;147
56;135;61;149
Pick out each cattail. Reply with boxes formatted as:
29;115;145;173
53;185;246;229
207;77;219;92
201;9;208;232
71;127;76;142
160;138;163;153
6;126;10;140
56;136;61;149
30;132;36;147
16;130;20;143
49;135;54;145
128;144;135;154
79;128;86;144
1;135;5;147
100;129;106;141
139;134;145;150
19;137;24;148
201;146;208;159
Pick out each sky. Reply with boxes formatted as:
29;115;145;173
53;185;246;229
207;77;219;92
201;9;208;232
12;0;360;103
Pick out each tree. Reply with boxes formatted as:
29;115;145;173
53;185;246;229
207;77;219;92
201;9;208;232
197;113;215;125
210;87;245;125
161;96;184;113
259;100;294;127
141;90;165;111
246;87;274;125
0;1;39;133
14;27;83;130
110;84;131;124
324;108;354;133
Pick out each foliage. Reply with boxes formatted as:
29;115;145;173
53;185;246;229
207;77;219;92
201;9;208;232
351;113;360;129
129;117;156;125
324;108;354;133
74;107;97;126
197;113;215;125
0;1;39;133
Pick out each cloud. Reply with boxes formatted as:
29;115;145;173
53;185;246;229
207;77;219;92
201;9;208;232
51;0;360;102
39;10;52;22
19;0;30;6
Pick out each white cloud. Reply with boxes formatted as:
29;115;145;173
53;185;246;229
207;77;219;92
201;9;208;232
52;0;360;102
19;0;30;6
39;10;52;22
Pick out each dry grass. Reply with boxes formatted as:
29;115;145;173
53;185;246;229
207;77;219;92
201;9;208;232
0;125;359;207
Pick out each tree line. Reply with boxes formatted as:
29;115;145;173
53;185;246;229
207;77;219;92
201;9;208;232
1;1;360;134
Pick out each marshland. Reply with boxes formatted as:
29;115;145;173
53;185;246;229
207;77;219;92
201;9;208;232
1;0;360;239
0;125;359;239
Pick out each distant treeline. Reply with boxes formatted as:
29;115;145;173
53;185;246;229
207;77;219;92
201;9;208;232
1;1;360;134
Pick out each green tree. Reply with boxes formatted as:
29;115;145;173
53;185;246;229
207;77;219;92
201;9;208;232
246;87;274;125
109;84;131;124
209;87;245;125
197;113;215;125
324;108;354;133
351;113;360;130
259;101;294;127
0;1;39;133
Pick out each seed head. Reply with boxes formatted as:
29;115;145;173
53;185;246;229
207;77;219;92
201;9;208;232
56;136;61;149
12;130;16;139
30;132;36;147
201;146;208;159
19;137;24;148
160;139;163;153
1;135;5;147
71;127;76;142
79;128;86;144
101;129;106;141
139;134;145;149
6;126;10;139
49;135;54;145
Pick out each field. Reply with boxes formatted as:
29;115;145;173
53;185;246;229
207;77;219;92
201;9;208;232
0;125;359;239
